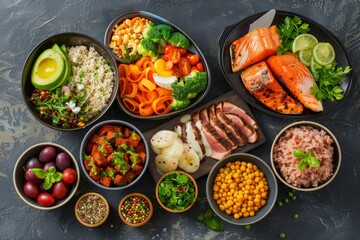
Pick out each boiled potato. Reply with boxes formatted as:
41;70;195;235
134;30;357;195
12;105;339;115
151;130;178;149
178;143;200;173
151;144;161;155
160;137;184;159
155;154;179;173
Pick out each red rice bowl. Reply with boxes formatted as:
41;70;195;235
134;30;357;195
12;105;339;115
271;121;341;191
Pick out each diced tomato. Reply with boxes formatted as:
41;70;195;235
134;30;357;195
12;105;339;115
196;62;204;72
178;48;188;56
189;54;200;65
169;47;181;64
179;57;191;75
164;45;173;54
172;65;183;77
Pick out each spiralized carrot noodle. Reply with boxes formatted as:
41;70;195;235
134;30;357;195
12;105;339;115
118;56;174;116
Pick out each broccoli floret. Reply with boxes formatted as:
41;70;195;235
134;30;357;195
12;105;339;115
171;98;191;110
167;32;190;49
143;22;163;43
137;39;159;61
171;70;208;100
119;46;142;64
156;24;174;41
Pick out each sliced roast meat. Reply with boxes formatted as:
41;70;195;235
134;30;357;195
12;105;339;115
201;122;232;160
215;103;247;146
222;101;258;129
190;121;206;157
193;119;213;157
208;104;239;149
224;113;259;143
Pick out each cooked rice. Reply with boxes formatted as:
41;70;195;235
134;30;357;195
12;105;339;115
273;125;334;188
67;46;114;118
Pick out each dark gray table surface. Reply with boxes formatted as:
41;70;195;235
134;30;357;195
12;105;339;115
1;1;359;239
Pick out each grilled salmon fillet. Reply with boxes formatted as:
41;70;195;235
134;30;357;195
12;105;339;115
241;61;304;114
266;52;323;112
230;25;280;73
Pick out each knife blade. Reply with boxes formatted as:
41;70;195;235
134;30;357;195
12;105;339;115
248;9;276;32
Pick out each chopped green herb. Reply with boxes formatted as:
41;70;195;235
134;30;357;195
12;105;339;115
279;232;286;238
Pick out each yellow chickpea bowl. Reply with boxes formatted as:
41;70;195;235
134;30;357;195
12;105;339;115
206;153;278;225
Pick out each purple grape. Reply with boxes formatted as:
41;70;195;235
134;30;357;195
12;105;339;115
56;152;71;171
24;170;44;184
39;146;57;163
25;157;43;170
23;181;40;199
43;161;57;171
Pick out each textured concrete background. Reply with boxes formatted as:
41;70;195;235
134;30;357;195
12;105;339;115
0;0;359;239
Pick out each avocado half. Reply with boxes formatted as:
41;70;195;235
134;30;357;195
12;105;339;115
52;44;72;89
31;48;65;90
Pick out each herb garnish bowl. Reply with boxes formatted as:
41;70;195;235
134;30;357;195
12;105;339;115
13;142;80;210
155;171;198;213
79;119;149;190
206;153;278;225
118;192;153;227
271;121;341;191
74;192;109;227
22;32;119;131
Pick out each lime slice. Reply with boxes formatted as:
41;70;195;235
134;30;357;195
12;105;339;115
310;56;322;73
312;42;335;66
299;48;313;66
292;34;318;53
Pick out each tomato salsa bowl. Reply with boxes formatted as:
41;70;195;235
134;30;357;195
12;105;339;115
79;120;149;190
22;32;119;131
13;142;80;210
104;11;211;120
118;192;153;227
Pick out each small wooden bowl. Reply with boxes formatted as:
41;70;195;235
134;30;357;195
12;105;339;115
118;193;153;227
155;171;198;213
74;192;109;227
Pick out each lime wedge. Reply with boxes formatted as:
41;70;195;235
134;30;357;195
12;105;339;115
312;42;335;66
292;34;318;53
310;56;322;73
299;48;313;66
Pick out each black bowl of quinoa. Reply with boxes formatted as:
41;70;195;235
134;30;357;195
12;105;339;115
22;32;119;131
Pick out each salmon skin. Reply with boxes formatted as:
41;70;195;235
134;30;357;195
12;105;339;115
266;52;323;112
241;61;304;114
230;25;280;73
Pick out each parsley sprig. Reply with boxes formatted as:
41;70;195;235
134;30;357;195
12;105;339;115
293;148;320;170
276;16;310;55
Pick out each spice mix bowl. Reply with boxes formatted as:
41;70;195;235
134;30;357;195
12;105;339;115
118;192;153;227
74;192;109;227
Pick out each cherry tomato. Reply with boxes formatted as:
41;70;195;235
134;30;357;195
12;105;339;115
189;54;200;65
178;48;188;56
191;66;198;72
164;60;174;70
164;45;173;54
37;193;55;207
185;53;193;59
179;57;192;75
196;62;204;72
62;168;77;184
169;47;181;64
163;53;169;61
172;65;183;77
52;182;69;199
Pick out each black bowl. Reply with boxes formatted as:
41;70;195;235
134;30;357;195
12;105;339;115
22;32;119;131
218;10;354;119
206;153;278;225
104;11;211;120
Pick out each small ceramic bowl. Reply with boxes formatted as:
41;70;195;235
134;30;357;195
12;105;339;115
156;171;198;213
206;153;278;225
270;121;341;191
22;32;119;131
79;119;149;190
13;142;80;210
118;192;153;227
74;192;109;228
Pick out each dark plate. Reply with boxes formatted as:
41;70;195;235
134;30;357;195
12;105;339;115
218;10;354;119
144;90;266;182
104;11;211;120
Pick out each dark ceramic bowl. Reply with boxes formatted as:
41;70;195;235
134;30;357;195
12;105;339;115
104;11;211;120
270;121;341;191
22;32;119;131
79;119;149;190
206;153;277;225
13;142;80;210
